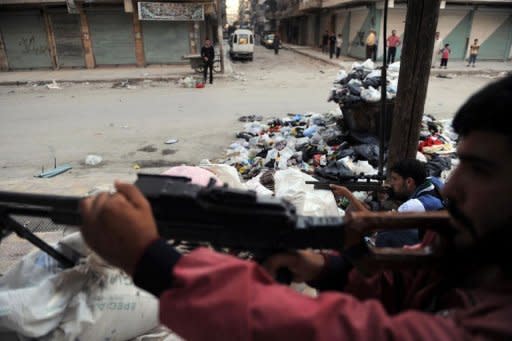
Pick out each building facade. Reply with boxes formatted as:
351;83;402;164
0;0;220;70
268;0;512;61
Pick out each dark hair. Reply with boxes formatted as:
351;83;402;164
390;159;427;186
452;75;512;139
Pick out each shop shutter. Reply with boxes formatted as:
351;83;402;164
49;9;84;68
86;8;136;65
0;11;52;69
142;21;189;64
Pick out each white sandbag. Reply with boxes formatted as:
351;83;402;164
0;233;160;340
244;173;274;196
274;168;339;217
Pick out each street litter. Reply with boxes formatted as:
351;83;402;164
85;154;102;166
46;80;62;90
112;80;137;89
178;76;198;88
165;138;179;144
36;164;72;178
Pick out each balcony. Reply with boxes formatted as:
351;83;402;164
299;0;321;11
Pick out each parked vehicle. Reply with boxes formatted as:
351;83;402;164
261;34;275;48
229;29;254;61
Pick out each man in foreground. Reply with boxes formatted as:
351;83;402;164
80;76;512;340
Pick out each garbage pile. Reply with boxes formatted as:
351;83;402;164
218;108;456;187
328;59;400;106
217;60;456;185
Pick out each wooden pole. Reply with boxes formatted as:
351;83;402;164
132;1;145;67
78;3;95;69
0;27;9;70
387;0;440;171
43;7;59;69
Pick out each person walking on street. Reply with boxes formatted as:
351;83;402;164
365;29;377;61
386;29;401;64
439;43;451;69
467;38;480;67
328;32;336;59
432;32;443;68
322;30;329;54
335;34;343;58
200;38;215;84
273;34;280;55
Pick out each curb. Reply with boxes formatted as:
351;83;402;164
0;72;231;86
283;45;341;67
283;45;511;76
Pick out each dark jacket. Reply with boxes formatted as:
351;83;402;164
201;45;215;64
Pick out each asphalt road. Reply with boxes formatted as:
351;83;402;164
0;45;497;194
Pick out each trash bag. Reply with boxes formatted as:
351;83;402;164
360;86;381;103
352;143;381;167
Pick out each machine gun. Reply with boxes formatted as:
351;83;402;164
0;174;453;275
306;174;390;193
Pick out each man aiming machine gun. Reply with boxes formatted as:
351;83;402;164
0;174;450;276
77;75;512;340
1;76;512;340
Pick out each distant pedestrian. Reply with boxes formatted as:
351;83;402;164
335;34;343;58
322;30;329;54
273;34;280;55
432;31;443;68
386;29;401;64
439;43;451;69
467;38;480;67
366;29;377;61
201;38;215;84
328;32;336;59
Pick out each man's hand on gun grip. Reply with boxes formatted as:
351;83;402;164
79;181;160;276
263;250;326;283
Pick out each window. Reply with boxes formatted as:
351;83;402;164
233;34;238;43
250;35;253;44
238;34;249;44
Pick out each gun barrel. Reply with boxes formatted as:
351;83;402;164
0;191;82;225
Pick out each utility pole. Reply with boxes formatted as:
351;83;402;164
387;0;441;170
216;0;225;73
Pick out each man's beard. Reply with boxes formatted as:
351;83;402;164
441;201;512;279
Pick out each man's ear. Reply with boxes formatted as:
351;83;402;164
405;177;416;190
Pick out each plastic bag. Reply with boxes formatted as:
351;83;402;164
274;168;340;217
360;86;381;103
0;233;160;340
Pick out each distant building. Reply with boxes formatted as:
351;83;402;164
266;0;512;61
0;0;220;70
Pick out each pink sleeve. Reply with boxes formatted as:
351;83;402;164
159;248;465;341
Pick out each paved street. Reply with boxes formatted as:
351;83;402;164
0;44;507;194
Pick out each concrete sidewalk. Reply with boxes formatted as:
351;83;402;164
0;64;204;86
1;43;510;85
283;43;512;76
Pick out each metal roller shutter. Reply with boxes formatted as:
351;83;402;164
48;9;84;68
142;21;189;64
86;8;136;65
0;11;52;69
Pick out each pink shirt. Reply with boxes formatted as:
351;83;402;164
441;47;451;59
157;247;512;340
387;35;400;47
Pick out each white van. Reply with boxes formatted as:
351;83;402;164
229;29;254;61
